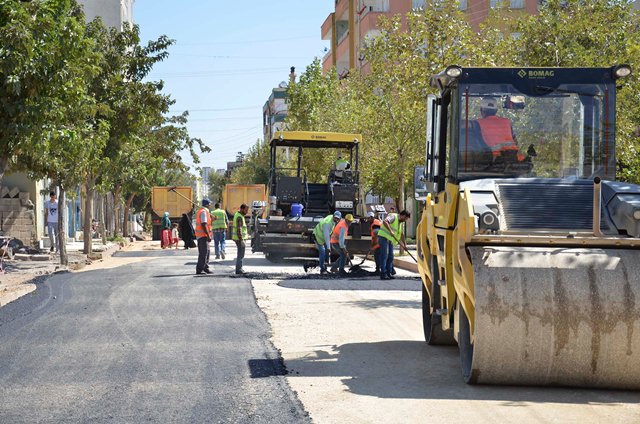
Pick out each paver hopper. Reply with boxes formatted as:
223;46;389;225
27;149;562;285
415;65;640;388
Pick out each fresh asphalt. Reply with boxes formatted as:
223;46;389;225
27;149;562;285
0;248;310;423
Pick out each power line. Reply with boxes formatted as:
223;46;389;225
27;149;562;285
175;36;318;46
169;106;262;113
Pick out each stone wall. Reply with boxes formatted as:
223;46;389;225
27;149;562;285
0;188;36;246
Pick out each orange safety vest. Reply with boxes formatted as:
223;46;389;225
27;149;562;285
371;219;382;250
195;207;211;239
330;219;349;245
477;116;524;161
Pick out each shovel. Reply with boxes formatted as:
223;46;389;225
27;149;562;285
349;247;372;272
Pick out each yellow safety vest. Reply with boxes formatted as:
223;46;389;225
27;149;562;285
377;213;402;246
232;211;247;241
211;209;228;230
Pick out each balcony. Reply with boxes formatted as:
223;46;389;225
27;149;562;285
321;13;334;40
359;10;383;35
335;0;349;20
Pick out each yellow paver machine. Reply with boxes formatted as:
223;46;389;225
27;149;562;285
415;65;640;388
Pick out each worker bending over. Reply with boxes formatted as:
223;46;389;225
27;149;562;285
330;213;354;275
313;211;341;275
377;210;411;280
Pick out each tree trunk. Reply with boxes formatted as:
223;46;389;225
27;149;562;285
0;156;9;187
398;154;406;255
100;195;107;245
123;193;135;237
113;186;122;236
83;182;94;255
58;185;68;266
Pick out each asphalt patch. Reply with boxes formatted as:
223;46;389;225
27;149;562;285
277;278;421;291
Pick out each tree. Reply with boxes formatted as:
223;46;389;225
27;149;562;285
230;139;271;185
208;171;229;203
8;0;103;265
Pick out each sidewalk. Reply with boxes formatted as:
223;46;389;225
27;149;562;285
0;239;123;308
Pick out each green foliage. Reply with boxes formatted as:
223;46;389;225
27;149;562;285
208;171;229;202
230;138;271;185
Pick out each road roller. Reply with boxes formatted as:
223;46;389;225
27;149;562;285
415;65;640;388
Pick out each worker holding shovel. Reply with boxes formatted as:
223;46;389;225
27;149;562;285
377;210;411;280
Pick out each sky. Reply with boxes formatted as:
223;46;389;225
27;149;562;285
134;1;334;174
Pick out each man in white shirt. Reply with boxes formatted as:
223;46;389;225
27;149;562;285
45;191;59;253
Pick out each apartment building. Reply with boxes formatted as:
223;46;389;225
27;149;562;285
79;0;135;30
321;0;538;76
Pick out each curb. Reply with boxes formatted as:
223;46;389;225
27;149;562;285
393;257;419;273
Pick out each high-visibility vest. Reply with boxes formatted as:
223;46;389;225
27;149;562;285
377;213;402;246
371;218;382;250
330;219;349;245
232;211;247;241
211;209;228;230
477;116;524;161
313;215;335;246
335;158;348;171
195;208;211;239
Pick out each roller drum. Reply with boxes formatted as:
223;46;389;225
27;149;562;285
467;246;640;389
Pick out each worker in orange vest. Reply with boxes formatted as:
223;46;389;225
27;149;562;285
477;97;524;162
366;211;382;275
330;213;354;275
195;199;213;275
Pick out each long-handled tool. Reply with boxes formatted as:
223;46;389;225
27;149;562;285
349;247;372;272
388;229;418;263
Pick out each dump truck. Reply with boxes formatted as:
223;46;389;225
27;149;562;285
150;186;194;240
415;65;640;389
252;131;371;260
222;184;266;218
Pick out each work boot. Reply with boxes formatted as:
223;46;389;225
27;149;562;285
221;251;226;259
215;255;220;260
390;269;396;276
388;273;396;280
320;269;328;275
235;269;245;275
203;269;213;274
380;273;390;280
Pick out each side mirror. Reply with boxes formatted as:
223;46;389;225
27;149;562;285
414;166;428;200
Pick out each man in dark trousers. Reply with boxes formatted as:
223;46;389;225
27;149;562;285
195;199;213;275
232;204;249;275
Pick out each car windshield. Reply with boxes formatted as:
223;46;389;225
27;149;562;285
456;83;616;181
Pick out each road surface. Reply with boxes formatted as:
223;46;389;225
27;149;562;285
0;247;309;423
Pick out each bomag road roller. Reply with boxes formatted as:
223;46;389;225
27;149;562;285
415;65;640;389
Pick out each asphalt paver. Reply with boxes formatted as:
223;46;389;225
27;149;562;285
0;248;310;423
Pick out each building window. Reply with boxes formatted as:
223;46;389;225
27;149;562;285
459;0;468;10
491;0;525;8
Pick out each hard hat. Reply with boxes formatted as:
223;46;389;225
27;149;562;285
480;97;498;110
164;211;169;217
366;211;375;218
345;214;354;222
202;199;211;206
333;211;342;219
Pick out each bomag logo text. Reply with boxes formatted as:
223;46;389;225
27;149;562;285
528;70;554;79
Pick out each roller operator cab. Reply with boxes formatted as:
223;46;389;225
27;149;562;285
416;65;640;388
252;131;372;260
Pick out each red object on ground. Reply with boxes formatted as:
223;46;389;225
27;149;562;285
161;229;170;248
